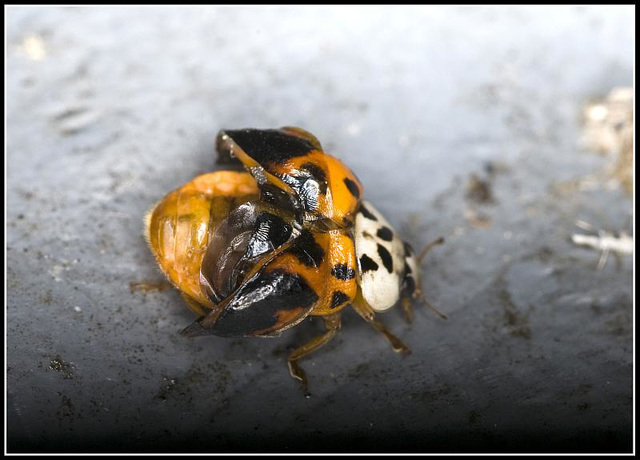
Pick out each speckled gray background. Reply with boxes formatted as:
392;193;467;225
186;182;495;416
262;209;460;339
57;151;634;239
6;6;634;453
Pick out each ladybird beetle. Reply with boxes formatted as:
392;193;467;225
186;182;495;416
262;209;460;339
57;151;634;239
145;129;444;395
216;127;364;229
354;200;446;323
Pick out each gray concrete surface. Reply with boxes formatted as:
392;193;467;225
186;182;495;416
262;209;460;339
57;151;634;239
6;6;634;453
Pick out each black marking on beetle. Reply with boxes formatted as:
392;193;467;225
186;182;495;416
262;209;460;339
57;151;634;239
331;263;356;280
344;178;361;199
330;291;350;309
224;129;314;165
187;269;318;338
401;274;416;297
403;241;414;257
359;254;379;272
377;244;394;273
404;261;412;275
246;213;292;258
289;230;325;267
278;165;326;212
376;226;394;241
301;162;328;195
359;204;377;221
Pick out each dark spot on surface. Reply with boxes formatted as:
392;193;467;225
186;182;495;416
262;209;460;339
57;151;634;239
359;204;377;221
376;226;394;241
223;129;314;165
331;263;356;280
377;244;394;273
466;173;495;204
154;377;178;402
344;178;360;198
39;291;53;305
535;246;554;263
605;312;632;337
57;394;75;418
468;410;481;425
411;383;454;404
359;254;379;272
289;230;325;267
49;356;74;379
499;288;531;339
330;291;350;309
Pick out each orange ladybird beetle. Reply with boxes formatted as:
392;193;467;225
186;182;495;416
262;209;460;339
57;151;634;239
145;128;444;394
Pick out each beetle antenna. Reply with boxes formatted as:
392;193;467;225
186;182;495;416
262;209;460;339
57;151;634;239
417;237;445;264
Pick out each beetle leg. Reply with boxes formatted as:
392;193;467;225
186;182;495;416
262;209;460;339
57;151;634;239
401;297;414;324
351;294;410;354
414;236;448;320
288;314;342;395
401;292;447;323
413;290;448;320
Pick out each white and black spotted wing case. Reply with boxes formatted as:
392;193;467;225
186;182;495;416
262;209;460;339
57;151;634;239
354;200;419;312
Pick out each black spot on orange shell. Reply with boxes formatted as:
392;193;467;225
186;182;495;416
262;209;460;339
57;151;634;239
344;178;361;199
289;230;325;267
377;244;393;273
331;263;356;280
224;129;314;165
359;254;379;273
330;291;350;309
376;226;394;241
359;204;377;221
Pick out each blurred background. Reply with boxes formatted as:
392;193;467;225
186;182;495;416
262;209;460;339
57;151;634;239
6;6;633;453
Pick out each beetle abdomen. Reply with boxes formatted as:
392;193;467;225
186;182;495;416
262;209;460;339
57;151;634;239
145;171;259;312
